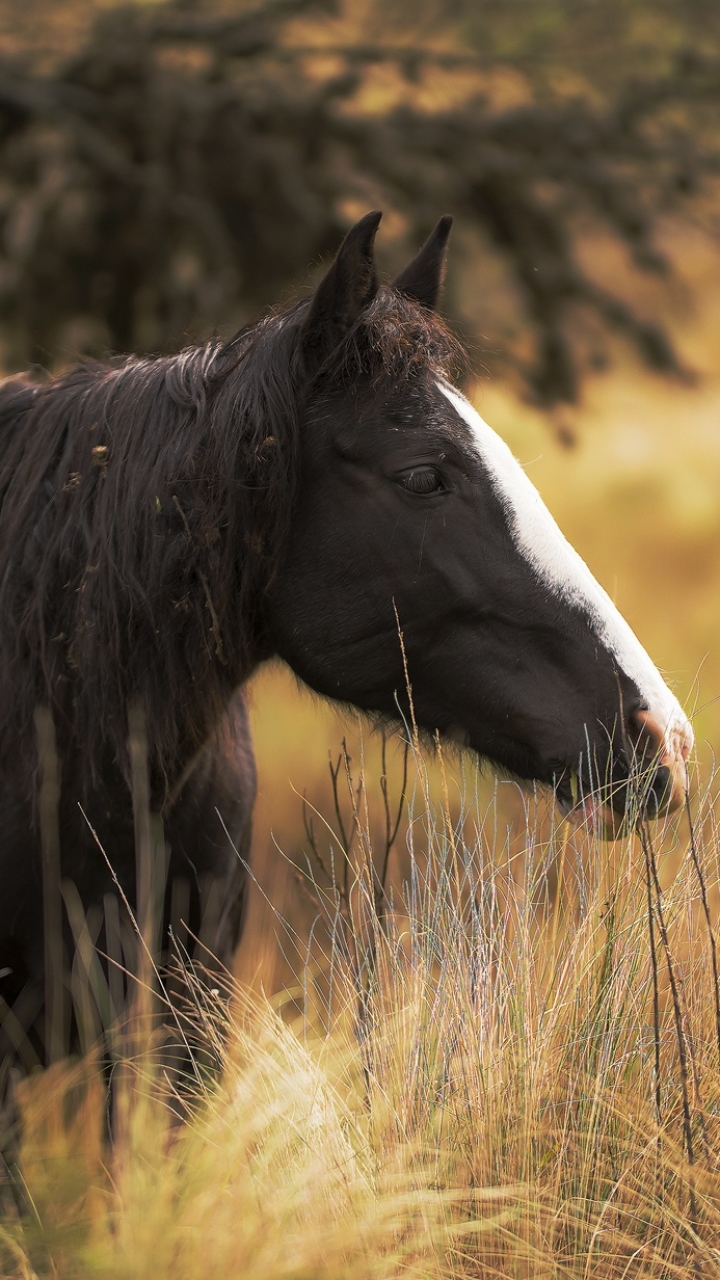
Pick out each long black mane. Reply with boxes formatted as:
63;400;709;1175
0;287;458;793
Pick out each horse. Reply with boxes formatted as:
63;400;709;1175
0;211;692;1062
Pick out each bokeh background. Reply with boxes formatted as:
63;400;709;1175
2;0;719;984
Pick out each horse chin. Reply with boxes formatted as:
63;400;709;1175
556;759;688;841
552;774;632;839
559;795;629;841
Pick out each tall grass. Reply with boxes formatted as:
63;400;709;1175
3;736;720;1280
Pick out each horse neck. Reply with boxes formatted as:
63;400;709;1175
105;349;297;779
0;342;298;793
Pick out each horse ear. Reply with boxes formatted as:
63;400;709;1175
393;216;453;310
299;211;382;376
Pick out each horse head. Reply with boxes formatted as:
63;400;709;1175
264;212;693;835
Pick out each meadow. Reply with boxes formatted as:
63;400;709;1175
3;741;720;1278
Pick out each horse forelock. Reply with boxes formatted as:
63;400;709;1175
316;286;463;386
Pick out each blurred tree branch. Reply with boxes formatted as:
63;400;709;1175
0;0;718;408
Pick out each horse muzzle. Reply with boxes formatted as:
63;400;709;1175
558;705;693;839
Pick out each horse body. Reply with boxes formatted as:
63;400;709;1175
0;212;692;1059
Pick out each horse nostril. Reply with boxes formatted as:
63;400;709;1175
627;706;664;764
625;706;688;816
642;763;674;816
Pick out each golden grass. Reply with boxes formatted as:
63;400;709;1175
4;742;720;1280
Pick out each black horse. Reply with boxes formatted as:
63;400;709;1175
0;212;691;1059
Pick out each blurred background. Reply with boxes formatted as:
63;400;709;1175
1;0;719;983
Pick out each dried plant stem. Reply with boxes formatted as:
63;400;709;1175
330;741;357;910
302;732;409;1095
641;821;663;1127
378;732;408;916
640;820;699;1237
78;805;201;1085
393;600;419;750
685;791;720;1069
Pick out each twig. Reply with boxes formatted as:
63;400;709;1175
639;820;700;1237
393;600;419;750
641;819;663;1126
328;745;356;864
77;804;202;1086
685;790;720;1069
377;731;409;914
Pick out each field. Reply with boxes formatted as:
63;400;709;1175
4;744;720;1278
4;162;720;1280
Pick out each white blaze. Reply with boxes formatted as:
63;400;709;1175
439;382;693;762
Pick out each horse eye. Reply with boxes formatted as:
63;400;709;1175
397;466;445;495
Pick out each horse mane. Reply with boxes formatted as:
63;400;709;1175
0;286;460;794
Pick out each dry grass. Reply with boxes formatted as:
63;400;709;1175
4;738;720;1280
